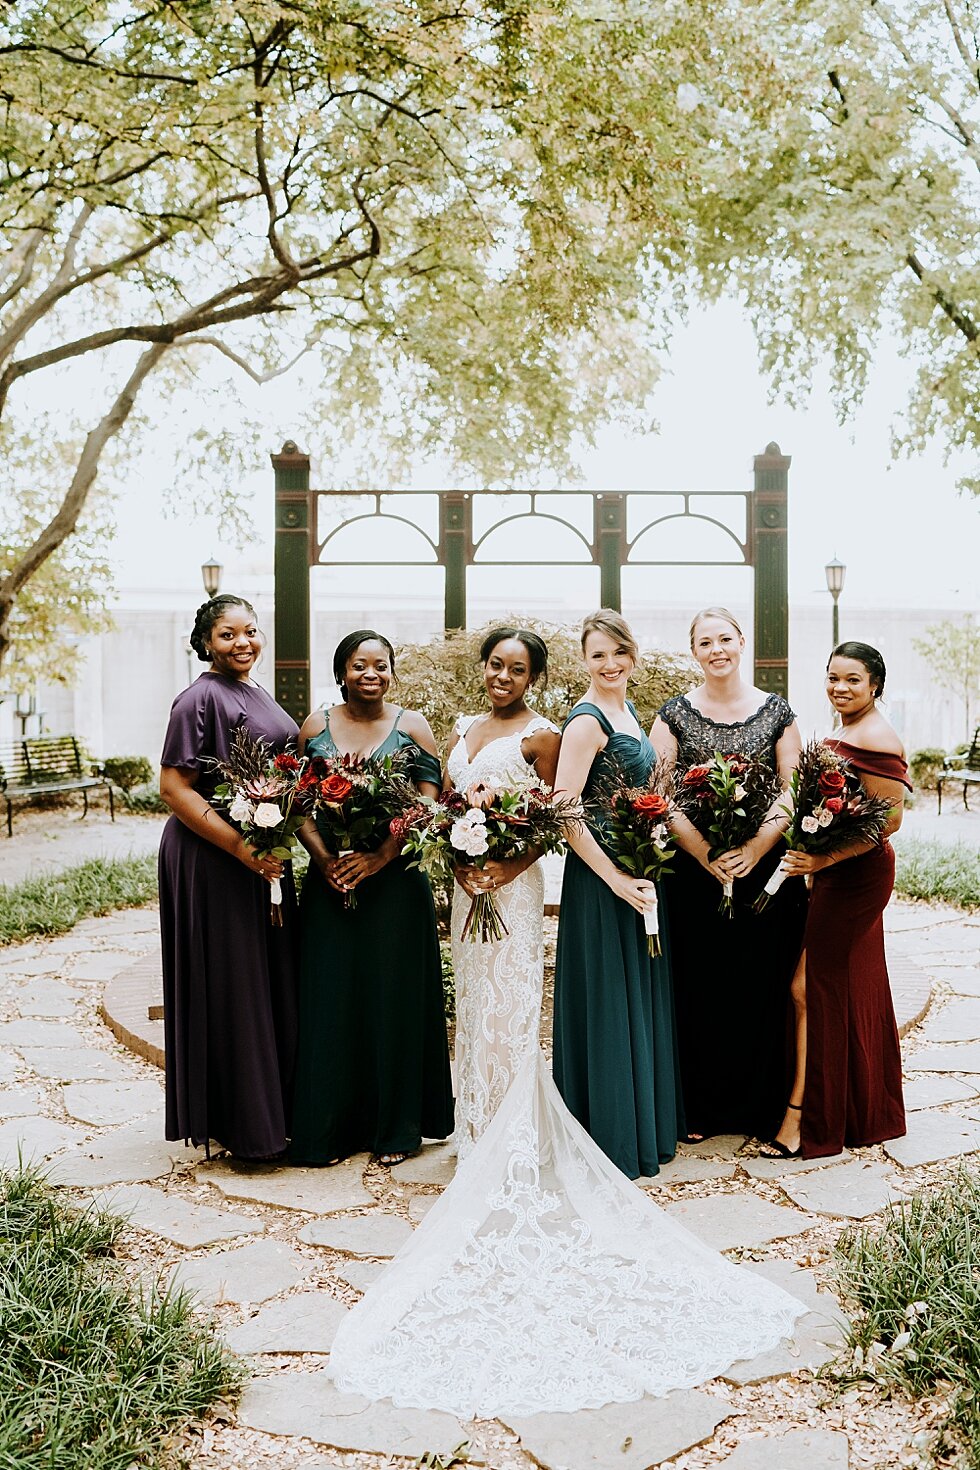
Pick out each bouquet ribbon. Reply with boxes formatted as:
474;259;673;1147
642;888;661;958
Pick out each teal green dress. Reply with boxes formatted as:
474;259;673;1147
289;712;454;1163
553;702;684;1179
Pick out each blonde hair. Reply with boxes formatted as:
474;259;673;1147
580;608;639;663
689;606;744;648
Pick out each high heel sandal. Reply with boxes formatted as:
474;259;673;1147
760;1103;802;1160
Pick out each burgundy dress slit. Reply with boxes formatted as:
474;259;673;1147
800;740;910;1159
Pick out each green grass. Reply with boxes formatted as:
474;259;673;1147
893;837;980;911
835;1168;980;1464
0;856;158;946
0;1164;243;1469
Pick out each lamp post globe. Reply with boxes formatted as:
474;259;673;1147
824;557;846;649
201;556;223;599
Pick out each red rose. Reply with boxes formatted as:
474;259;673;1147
817;768;846;796
632;792;669;818
723;753;748;774
683;764;711;788
319;773;353;803
824;796;844;814
273;752;300;772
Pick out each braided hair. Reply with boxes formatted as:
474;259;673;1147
189;595;257;662
332;629;396;700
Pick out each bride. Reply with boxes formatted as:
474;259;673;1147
329;624;806;1419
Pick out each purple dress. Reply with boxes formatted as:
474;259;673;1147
158;673;300;1158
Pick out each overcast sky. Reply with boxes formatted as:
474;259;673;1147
112;296;979;614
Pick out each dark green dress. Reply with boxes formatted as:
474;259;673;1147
289;713;454;1163
553;702;684;1180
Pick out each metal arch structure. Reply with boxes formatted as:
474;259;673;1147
272;441;791;723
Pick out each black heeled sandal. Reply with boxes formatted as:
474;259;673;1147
760;1103;802;1159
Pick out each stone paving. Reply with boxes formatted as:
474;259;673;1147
0;896;977;1469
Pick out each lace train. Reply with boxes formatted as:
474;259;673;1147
329;1050;806;1417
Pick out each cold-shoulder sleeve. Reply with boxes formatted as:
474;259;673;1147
398;733;441;788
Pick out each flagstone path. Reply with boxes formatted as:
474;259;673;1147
0;897;977;1469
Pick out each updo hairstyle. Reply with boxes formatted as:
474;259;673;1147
479;626;549;690
829;641;887;699
333;629;396;701
580;609;639;664
689;606;744;647
189;595;258;663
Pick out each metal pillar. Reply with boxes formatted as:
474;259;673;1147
751;442;790;698
271;440;312;724
595;493;626;611
439;492;471;630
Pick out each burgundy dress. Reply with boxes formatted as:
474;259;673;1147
158;673;300;1158
801;739;910;1159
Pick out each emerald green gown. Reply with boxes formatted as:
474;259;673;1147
289;714;454;1163
553;702;685;1179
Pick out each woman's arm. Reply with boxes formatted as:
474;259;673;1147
649;716;730;883
333;710;440;891
781;771;906;876
295;709;349;893
160;767;281;880
556;716;657;915
455;726;562;896
523;726;561;790
725;719;803;877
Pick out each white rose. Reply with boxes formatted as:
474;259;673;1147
676;82;703;113
450;818;489;856
800;815;819;834
464;807;487;825
229;795;253;824
817;809;834;828
734;783;747;801
253;801;283;828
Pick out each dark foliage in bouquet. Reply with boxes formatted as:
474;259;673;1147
309;749;420;909
675;751;780;917
210;727;315;923
754;740;894;911
400;779;578;943
587;756;676;955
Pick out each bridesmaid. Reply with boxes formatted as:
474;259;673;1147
445;627;560;1159
768;642;909;1159
290;630;454;1166
158;595;299;1159
553;609;684;1180
650;607;806;1143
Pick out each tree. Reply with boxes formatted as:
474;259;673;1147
683;0;980;492
913;615;980;740
0;0;734;678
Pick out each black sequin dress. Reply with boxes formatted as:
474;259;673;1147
656;694;807;1141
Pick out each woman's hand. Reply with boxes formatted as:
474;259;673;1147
717;841;763;881
608;871;657;915
236;838;284;883
780;849;833;877
456;857;526;897
702;852;736;884
332;848;391;891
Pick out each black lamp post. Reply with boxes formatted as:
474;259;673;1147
824;558;846;649
201;556;223;598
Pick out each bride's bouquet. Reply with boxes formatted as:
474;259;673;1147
309;750;419;909
752;740;894;912
589;761;676;956
211;728;316;924
675;751;780;918
401;778;576;943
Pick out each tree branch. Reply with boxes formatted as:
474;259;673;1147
906;249;979;343
0;228;45;312
940;0;980;94
870;0;980;170
178;333;318;382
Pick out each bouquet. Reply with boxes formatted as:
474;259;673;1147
753;740;894;912
589;760;676;956
211;728;315;925
401;777;577;943
675;751;780;918
308;750;419;909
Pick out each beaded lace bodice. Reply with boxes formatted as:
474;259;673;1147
658;693;796;773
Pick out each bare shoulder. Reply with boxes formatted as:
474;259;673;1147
846;712;905;758
298;708;328;743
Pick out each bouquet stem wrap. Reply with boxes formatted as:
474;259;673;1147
269;875;283;925
642;889;661;958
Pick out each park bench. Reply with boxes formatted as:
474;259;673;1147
937;727;980;814
0;735;114;836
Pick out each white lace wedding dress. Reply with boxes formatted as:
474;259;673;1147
328;714;807;1418
446;712;555;1161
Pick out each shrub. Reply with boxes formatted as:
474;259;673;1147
0;1163;242;1468
395;621;699;748
908;748;947;791
122;780;170;814
102;755;154;792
